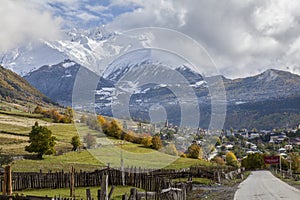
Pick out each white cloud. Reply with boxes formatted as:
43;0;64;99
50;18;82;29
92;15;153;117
106;0;300;78
86;5;108;13
0;0;62;52
77;12;100;22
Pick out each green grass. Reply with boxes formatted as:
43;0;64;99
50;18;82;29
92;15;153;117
12;150;105;172
1;111;213;172
165;157;212;169
0;136;25;144
0;110;43;118
48;124;78;143
0;122;31;135
16;186;144;200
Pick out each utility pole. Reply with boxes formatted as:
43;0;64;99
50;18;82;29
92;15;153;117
279;155;282;172
121;141;125;186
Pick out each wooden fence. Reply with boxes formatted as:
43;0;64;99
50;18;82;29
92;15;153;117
0;166;241;192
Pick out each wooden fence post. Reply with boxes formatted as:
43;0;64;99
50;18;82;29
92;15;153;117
129;188;137;200
97;189;102;200
2;174;6;196
6;165;12;195
70;166;75;198
100;174;108;200
86;188;91;200
2;165;12;196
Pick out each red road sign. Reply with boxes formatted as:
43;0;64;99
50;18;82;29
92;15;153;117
264;156;280;164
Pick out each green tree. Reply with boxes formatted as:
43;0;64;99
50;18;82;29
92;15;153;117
64;106;74;123
187;143;204;159
226;151;238;167
241;153;265;170
0;148;13;166
25;122;56;158
215;137;222;146
71;136;81;151
289;152;300;172
151;136;163;150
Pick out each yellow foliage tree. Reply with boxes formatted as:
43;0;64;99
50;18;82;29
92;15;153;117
151;136;163;150
97;115;109;131
212;156;225;166
141;137;152;148
226;151;238;167
187;143;204;159
107;119;122;139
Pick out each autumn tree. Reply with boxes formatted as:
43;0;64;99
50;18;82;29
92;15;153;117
107;119;122;139
164;143;178;156
84;134;96;149
71;136;81;151
141;137;152;148
151;136;163;150
187;143;204;159
25;122;56;158
33;105;43;114
61;107;73;123
226;151;238;167
97;115;109;132
212;156;225;166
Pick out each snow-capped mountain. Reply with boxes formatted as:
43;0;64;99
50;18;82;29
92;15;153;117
23;59;99;105
0;26;145;76
3;25;300;130
24;57;300;129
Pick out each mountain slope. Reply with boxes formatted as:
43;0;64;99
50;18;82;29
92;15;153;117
24;60;300;129
0;65;51;104
225;69;300;104
23;60;100;105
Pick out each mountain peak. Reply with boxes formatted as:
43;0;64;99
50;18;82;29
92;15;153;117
257;69;279;81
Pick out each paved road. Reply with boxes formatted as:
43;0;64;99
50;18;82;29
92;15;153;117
234;171;300;200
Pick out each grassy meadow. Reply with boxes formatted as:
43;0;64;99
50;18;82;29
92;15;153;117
0;103;212;173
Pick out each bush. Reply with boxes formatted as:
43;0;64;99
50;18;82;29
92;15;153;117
152;136;163;150
141;137;152;148
212;156;225;166
187;143;204;159
226;151;238;167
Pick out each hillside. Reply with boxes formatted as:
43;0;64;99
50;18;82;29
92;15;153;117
0;65;52;104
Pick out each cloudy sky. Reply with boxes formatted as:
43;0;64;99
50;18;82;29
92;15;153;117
1;0;300;78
